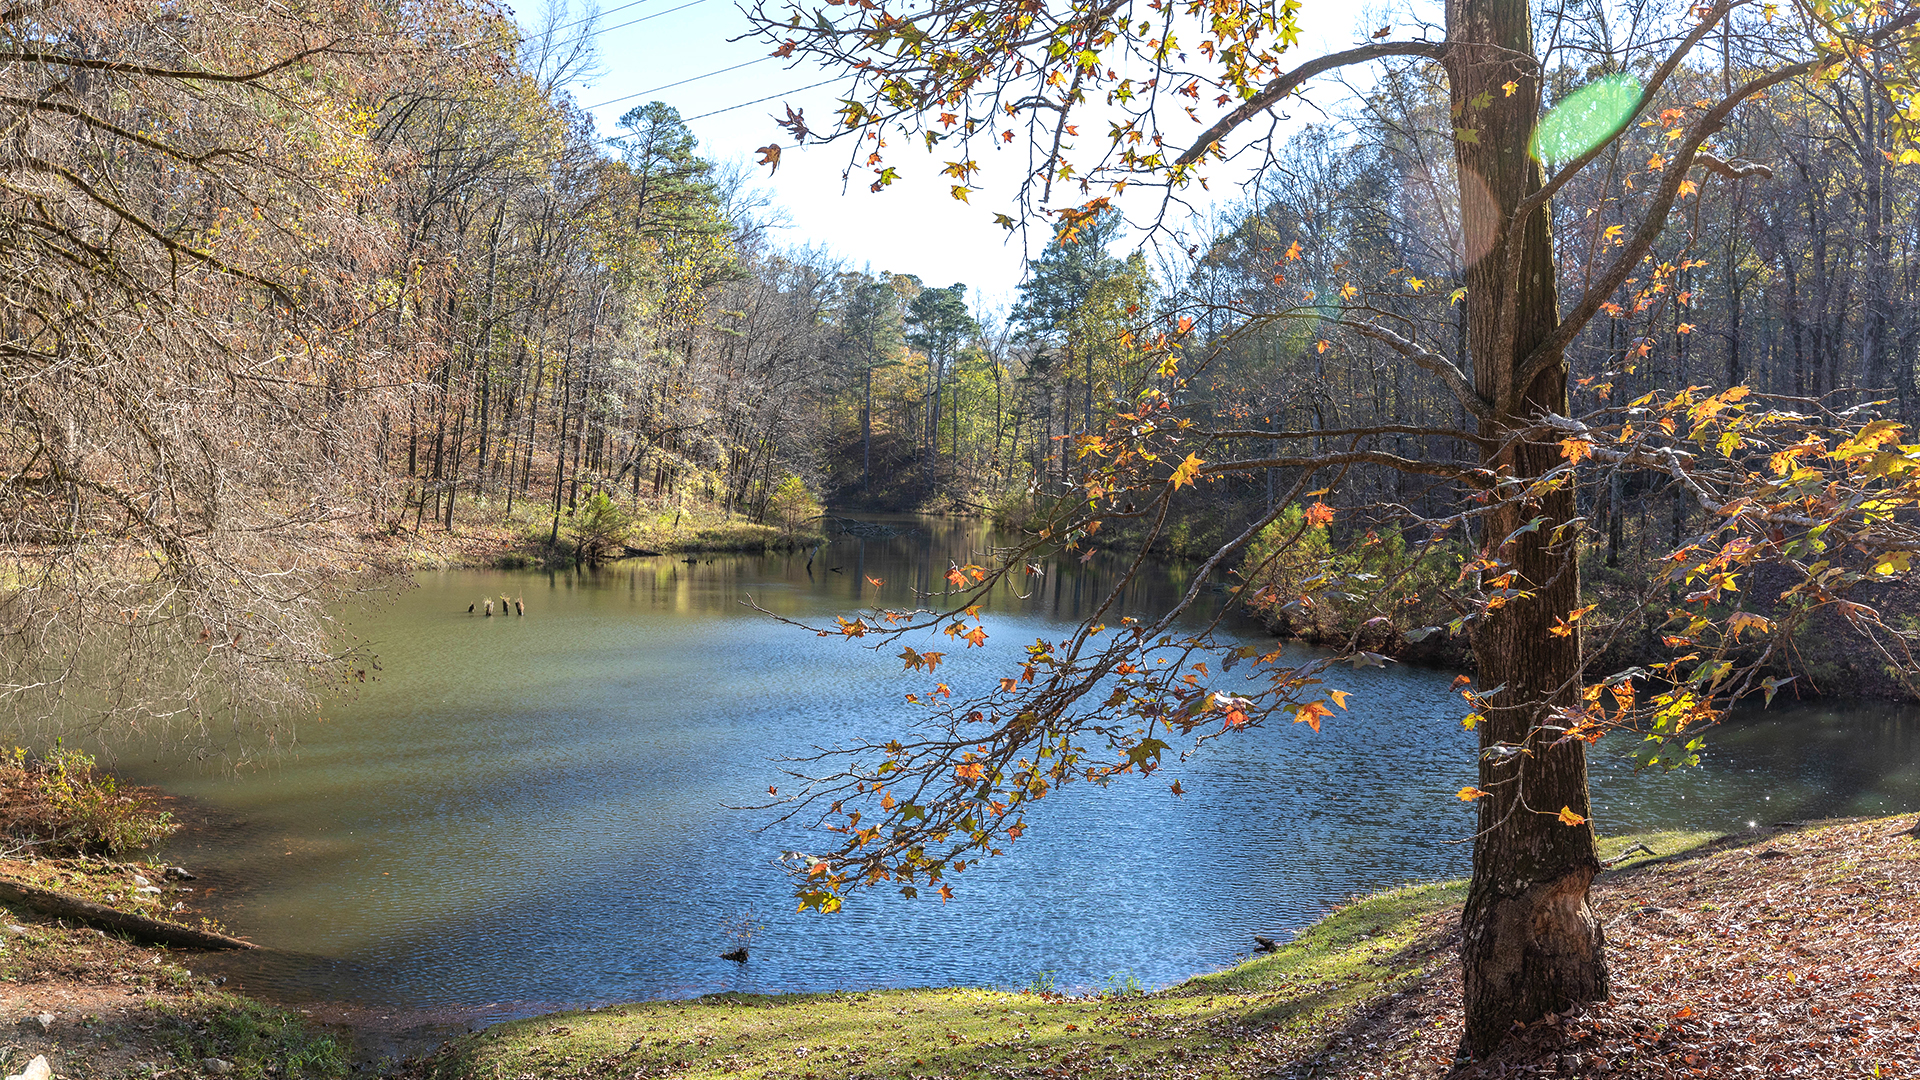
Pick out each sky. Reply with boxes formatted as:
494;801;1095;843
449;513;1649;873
516;0;1393;309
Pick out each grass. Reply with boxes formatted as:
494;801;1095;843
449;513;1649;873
411;828;1724;1080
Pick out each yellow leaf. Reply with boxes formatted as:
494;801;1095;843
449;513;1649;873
1560;438;1592;463
1329;689;1349;709
1501;80;1519;97
1170;453;1204;489
1458;786;1489;801
1557;806;1587;826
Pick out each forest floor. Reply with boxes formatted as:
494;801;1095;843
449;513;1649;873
6;814;1918;1080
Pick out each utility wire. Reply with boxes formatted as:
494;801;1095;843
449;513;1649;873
534;0;711;56
536;0;655;39
583;56;774;111
682;77;839;122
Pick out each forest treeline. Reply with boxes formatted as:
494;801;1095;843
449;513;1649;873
4;0;1917;736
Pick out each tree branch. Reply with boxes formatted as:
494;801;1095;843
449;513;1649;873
1175;41;1446;167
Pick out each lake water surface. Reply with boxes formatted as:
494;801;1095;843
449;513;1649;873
114;516;1920;1021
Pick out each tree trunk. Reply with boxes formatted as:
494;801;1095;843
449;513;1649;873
1447;0;1606;1058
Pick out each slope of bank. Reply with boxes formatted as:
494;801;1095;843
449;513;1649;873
402;817;1919;1080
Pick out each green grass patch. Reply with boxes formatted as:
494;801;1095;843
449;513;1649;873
149;996;350;1080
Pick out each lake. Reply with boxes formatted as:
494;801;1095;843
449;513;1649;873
113;516;1920;1022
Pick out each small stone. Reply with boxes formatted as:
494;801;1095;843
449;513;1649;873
203;1058;234;1075
5;1054;51;1080
33;1012;54;1033
7;924;29;937
164;867;197;882
132;874;152;887
136;886;162;896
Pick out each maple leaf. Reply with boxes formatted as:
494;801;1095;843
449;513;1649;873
939;884;954;901
955;762;985;781
1284;240;1302;261
1170;452;1204;489
865;575;883;586
946;566;967;587
1329;689;1349;709
1303;501;1335;527
1502;79;1519;96
776;103;810;141
756;145;782;174
1294;700;1333;732
1315;339;1330;353
1458;786;1489;801
1169;779;1184;796
1557;806;1587;826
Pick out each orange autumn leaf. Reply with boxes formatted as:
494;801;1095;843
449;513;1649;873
1294;700;1334;732
1169;779;1184;796
946;566;967;587
955;762;985;781
1557;806;1587;826
1560;437;1592;463
1458;786;1489;801
866;575;884;586
1303;502;1335;527
1329;689;1349;709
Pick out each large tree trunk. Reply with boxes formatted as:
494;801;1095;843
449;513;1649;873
1447;0;1607;1059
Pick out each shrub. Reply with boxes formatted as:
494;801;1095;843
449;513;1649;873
566;490;634;562
766;476;822;535
0;743;178;856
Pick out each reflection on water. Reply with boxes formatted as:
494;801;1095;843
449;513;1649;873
110;516;1920;1020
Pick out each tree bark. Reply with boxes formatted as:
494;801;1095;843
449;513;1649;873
0;877;257;951
1447;0;1606;1058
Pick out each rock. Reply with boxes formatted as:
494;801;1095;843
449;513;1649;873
6;924;29;937
1252;935;1281;952
132;874;152;887
164;867;197;881
720;947;748;962
203;1058;234;1075
136;886;163;896
6;1054;51;1080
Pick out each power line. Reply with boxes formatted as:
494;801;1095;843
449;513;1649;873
682;77;839;122
583;56;774;111
536;0;712;56
535;0;655;39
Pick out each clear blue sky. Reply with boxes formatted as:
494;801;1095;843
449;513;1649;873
520;0;1386;305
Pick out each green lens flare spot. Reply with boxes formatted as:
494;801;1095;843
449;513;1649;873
1532;74;1643;163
